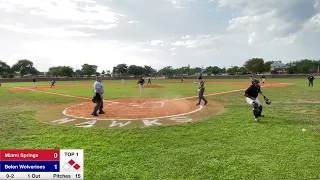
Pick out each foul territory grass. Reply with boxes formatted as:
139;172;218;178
0;79;319;179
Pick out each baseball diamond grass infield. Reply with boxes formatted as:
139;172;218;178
1;78;320;179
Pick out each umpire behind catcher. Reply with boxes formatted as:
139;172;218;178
91;77;105;116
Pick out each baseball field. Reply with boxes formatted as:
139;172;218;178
0;78;319;179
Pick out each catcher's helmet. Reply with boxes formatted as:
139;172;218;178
252;79;260;84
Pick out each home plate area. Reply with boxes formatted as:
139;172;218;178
64;98;203;120
38;98;225;128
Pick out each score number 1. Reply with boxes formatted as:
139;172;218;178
54;152;58;170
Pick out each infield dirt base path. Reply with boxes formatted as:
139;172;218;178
7;81;292;92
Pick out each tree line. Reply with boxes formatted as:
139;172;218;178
0;58;319;78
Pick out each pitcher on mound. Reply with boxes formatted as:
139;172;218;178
32;78;37;88
137;76;145;95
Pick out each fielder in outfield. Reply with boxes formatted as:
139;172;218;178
308;75;315;87
32;78;37;88
50;78;56;88
261;75;266;83
244;79;264;121
147;77;152;85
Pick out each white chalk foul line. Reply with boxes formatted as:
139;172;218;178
151;83;287;103
62;104;203;121
61;84;279;121
13;87;115;102
14;83;290;121
14;82;289;104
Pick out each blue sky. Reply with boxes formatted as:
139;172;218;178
0;0;319;72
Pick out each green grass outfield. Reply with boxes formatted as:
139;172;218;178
0;78;319;179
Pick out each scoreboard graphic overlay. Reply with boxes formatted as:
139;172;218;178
0;149;83;180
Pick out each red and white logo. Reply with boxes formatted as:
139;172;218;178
63;159;81;170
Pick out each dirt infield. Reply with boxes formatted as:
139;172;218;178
7;87;54;92
6;88;29;92
24;81;294;128
168;81;292;88
6;82;293;92
64;98;200;120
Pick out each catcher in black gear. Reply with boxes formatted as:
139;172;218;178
244;79;271;121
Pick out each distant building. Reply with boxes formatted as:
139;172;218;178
270;61;286;74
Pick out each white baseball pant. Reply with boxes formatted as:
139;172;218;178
246;97;261;106
139;84;143;93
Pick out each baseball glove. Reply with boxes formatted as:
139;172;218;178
263;96;271;105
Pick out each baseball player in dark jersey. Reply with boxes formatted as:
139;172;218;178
181;77;184;83
50;78;56;88
196;76;208;106
147;77;152;85
261;75;266;83
137;76;145;95
32;78;37;88
244;79;264;121
308;75;315;87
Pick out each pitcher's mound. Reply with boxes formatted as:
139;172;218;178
132;85;164;88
